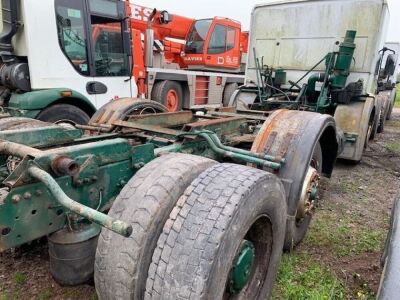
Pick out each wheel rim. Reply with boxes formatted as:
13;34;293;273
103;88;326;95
125;105;165;118
227;241;255;294
296;166;320;222
54;119;77;129
166;89;179;112
224;216;272;299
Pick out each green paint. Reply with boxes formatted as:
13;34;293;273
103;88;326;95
7;88;96;114
0;126;82;147
0;138;155;250
228;240;255;294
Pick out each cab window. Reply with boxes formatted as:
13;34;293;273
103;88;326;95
91;18;129;76
185;19;212;54
56;0;130;77
207;25;236;54
56;0;89;75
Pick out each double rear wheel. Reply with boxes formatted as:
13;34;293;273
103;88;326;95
95;155;287;300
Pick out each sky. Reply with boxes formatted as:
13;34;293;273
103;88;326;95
136;0;400;42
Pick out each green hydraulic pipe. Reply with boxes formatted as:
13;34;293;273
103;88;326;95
198;133;281;170
206;132;286;164
331;30;357;90
176;132;281;170
28;166;133;238
306;72;326;99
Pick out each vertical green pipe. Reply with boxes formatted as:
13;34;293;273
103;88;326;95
331;30;357;90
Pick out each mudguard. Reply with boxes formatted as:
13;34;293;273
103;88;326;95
89;98;167;128
334;96;375;162
378;194;400;299
7;88;96;117
251;109;339;216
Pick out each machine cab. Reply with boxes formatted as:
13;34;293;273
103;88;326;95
14;0;134;110
184;18;242;71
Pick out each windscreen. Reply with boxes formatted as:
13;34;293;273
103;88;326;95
185;19;212;54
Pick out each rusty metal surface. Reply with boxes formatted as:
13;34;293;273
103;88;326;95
251;109;291;160
183;116;246;133
89;98;138;127
112;120;183;136
0;140;43;158
127;111;194;127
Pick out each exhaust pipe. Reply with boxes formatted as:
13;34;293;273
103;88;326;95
0;0;19;63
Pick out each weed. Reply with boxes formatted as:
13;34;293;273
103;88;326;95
306;210;385;257
273;254;345;299
37;289;54;300
385;141;400;154
13;272;26;285
395;85;400;108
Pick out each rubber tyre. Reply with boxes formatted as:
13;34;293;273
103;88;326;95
223;83;239;107
370;107;380;141
378;106;387;133
37;104;90;125
145;164;287;300
284;142;322;251
151;81;183;112
387;92;396;120
94;154;216;300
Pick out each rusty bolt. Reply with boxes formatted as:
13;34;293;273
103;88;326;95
83;178;91;184
23;192;32;200
75;179;83;186
12;195;21;204
92;176;98;182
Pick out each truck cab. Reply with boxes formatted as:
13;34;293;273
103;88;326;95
0;0;134;125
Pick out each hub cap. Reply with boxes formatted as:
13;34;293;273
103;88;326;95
166;89;179;112
296;166;320;220
227;240;255;294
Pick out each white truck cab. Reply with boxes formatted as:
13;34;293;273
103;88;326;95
0;0;135;124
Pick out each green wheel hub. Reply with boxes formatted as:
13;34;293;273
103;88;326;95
227;240;255;294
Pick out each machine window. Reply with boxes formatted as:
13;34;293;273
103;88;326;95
226;27;236;51
56;1;90;75
185;19;212;54
207;25;227;54
91;16;130;77
207;25;236;55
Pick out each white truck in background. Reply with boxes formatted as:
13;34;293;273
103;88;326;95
379;42;400;123
233;0;392;162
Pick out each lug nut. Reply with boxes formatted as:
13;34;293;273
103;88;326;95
12;195;21;204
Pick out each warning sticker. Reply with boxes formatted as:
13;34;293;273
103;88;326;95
67;8;81;19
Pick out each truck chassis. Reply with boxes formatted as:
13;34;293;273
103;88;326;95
0;98;338;299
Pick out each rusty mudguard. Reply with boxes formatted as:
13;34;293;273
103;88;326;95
251;109;339;217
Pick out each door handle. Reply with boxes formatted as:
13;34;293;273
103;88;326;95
86;82;108;95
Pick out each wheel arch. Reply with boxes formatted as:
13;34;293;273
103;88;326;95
252;110;338;215
8;88;97;118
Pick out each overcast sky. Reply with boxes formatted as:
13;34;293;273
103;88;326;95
136;0;400;42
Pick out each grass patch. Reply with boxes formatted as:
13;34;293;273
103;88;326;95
385;141;400;154
395;85;400;108
13;272;26;285
386;119;400;128
306;211;385;257
273;254;345;299
37;289;54;300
